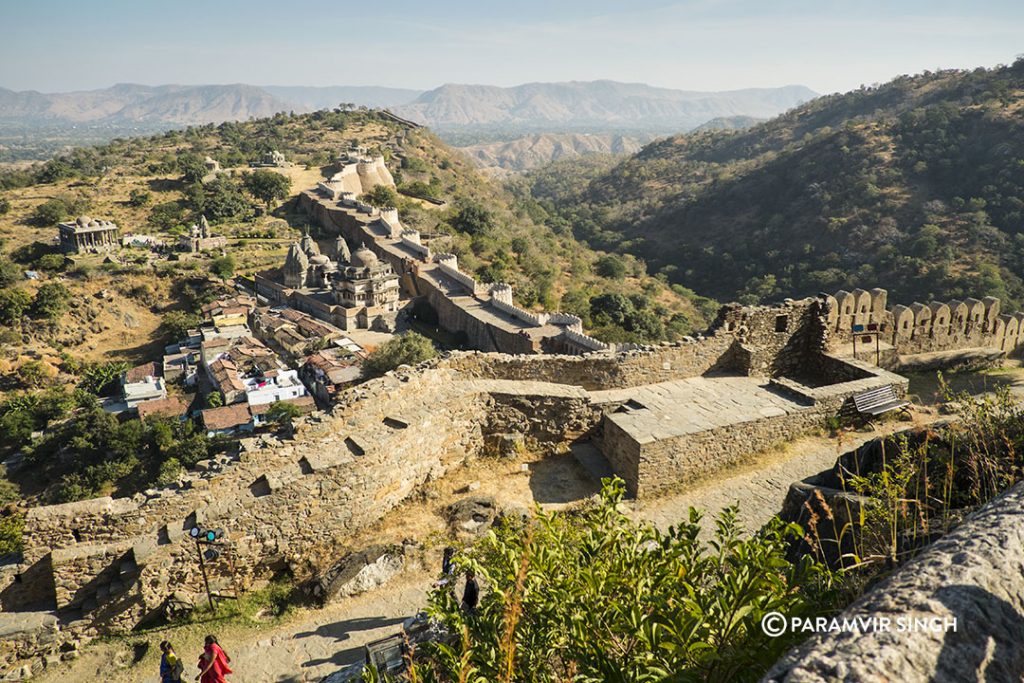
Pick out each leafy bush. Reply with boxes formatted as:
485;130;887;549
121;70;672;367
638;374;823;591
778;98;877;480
212;255;235;280
34;253;66;272
0;258;20;287
32;282;70;318
79;361;130;396
0;512;24;556
412;479;836;682
187;177;252;223
160;310;201;341
362;332;437;378
128;189;152;207
0;287;31;323
594;254;627;280
23;408;211;502
450;200;495;236
361;185;399;208
148;201;187;230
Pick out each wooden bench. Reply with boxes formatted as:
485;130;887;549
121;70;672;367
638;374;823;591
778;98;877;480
851;385;911;424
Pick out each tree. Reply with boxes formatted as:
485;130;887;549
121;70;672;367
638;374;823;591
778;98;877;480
206;391;223;408
148;201;186;230
243;170;292;208
211;254;235;280
0;288;31;323
32;198;70;226
265;401;303;435
79;361;129;396
128;189;152;207
189;177;252;223
0;259;19;287
0;197;10;215
178;153;208;185
595;254;627;280
412;479;834;682
160;310;201;341
362;332;437;378
361;185;398;208
450;200;495;236
32;282;70;319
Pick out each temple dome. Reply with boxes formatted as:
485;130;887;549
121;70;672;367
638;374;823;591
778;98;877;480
350;245;378;268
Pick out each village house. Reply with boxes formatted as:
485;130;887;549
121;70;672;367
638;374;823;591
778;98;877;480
299;347;365;405
120;362;167;411
135;396;188;422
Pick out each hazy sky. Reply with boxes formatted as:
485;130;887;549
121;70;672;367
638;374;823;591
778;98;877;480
2;0;1021;95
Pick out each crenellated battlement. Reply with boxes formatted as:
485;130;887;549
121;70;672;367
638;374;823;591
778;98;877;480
825;287;1020;357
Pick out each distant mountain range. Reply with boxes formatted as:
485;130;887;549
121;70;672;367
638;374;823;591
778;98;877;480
461;132;651;172
0;83;295;125
394;81;816;131
261;85;423;111
0;80;815;162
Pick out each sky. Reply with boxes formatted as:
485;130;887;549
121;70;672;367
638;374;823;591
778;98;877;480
1;0;1022;95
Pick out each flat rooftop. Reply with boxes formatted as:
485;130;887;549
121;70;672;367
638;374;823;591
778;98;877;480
593;376;807;444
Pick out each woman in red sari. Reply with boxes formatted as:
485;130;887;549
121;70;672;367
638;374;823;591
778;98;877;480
196;635;232;683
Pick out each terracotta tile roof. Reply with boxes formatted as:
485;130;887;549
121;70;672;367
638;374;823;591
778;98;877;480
136;396;188;420
249;395;315;415
125;361;160;384
208;357;245;394
201;404;252;431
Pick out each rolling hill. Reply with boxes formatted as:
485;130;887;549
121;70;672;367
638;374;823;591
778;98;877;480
394;81;816;131
460;132;649;172
0;83;298;125
529;61;1024;308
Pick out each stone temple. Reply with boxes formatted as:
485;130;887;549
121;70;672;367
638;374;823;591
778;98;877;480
257;233;400;331
58;216;120;254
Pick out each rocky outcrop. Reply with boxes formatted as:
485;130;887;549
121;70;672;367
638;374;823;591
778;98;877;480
763;481;1024;682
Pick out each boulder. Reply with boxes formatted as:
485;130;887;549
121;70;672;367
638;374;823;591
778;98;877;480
446;495;498;537
308;545;406;604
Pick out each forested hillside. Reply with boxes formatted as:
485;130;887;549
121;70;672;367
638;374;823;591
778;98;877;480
530;61;1024;307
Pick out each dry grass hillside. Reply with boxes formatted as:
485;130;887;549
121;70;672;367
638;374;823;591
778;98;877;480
0;109;714;402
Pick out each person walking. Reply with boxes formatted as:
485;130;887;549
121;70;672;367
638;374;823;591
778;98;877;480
462;569;479;614
159;641;184;683
196;635;232;683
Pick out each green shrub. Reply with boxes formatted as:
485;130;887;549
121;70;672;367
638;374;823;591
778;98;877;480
362;332;437;378
32;282;71;318
414;479;836;682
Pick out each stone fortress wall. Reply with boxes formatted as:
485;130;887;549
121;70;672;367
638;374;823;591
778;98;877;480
824;287;1024;358
296;188;611;356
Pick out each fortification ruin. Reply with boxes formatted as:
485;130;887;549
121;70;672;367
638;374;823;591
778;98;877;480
1;294;909;675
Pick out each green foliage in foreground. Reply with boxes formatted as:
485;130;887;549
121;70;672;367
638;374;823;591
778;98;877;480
362;332;437;378
406;479;837;683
